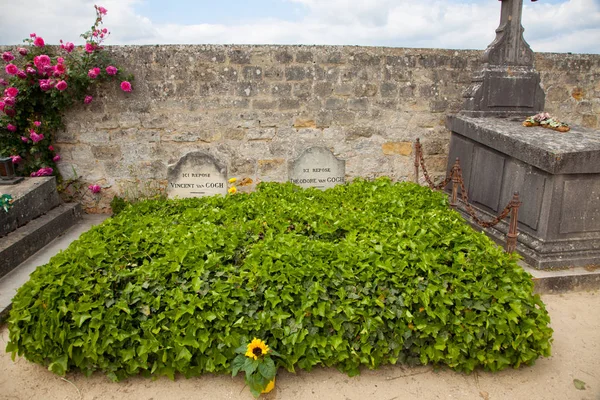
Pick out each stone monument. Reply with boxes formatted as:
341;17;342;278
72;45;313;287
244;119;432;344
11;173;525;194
446;0;600;269
167;152;228;198
289;147;345;190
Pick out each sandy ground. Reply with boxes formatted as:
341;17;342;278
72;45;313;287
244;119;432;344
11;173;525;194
1;292;599;400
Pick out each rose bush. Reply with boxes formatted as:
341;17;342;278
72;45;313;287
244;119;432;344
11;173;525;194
0;5;133;178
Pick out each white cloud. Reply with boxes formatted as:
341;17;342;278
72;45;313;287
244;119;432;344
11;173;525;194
0;0;598;54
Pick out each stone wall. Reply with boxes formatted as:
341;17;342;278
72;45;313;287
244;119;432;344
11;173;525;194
48;45;599;211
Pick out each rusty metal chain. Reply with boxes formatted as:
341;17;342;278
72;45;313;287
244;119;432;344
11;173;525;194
414;139;519;229
416;141;452;190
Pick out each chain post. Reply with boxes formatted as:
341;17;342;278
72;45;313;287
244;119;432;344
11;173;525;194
414;138;421;184
505;192;521;253
450;158;460;208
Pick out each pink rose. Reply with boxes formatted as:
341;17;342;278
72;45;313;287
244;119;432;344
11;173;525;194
4;97;15;106
34;121;41;127
33;37;45;47
30;33;36;38
5;64;18;75
5;108;15;117
2;52;15;62
18;48;28;56
26;67;36;75
21;136;29;143
53;154;61;162
0;79;7;86
61;42;75;53
84;95;93;104
30;131;44;143
7;123;16;132
31;167;53;177
17;70;27;79
10;155;22;163
96;6;107;15
88;67;100;78
33;55;51;69
48;145;54;151
106;65;118;76
57;57;65;64
88;184;101;194
102;28;108;34
85;43;96;53
5;87;18;97
120;81;132;92
56;80;68;91
0;101;4;111
39;80;51;91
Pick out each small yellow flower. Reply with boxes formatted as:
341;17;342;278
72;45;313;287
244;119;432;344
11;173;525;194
228;177;237;183
245;338;269;360
228;186;237;194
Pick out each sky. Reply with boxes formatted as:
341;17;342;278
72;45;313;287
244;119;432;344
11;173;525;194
0;0;599;54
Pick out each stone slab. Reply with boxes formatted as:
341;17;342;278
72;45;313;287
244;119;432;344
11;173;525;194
167;152;228;198
0;177;60;237
448;116;600;174
0;203;82;279
289;147;345;190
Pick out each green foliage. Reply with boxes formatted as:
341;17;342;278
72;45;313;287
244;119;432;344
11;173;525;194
1;193;14;212
6;179;553;381
110;196;129;216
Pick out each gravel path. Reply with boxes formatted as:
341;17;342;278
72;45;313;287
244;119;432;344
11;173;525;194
1;291;598;400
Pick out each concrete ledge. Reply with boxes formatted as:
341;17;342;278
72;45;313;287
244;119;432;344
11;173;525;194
0;177;60;237
0;203;82;279
519;262;600;294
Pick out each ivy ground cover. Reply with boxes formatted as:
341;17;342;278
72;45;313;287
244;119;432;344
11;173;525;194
6;179;552;381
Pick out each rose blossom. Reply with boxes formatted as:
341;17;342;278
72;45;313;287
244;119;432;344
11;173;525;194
30;33;36;38
84;95;93;104
106;65;117;76
31;167;53;177
5;108;15;117
18;48;28;56
26;67;36;75
88;67;101;78
33;55;51;69
57;57;65;64
10;155;22;163
4;97;15;106
120;81;132;92
0;79;7;86
7;123;16;132
2;52;15;62
39;80;51;91
53;154;61;162
48;145;54;151
34;121;41;127
61;41;75;53
97;6;107;15
17;70;27;79
89;184;101;193
102;28;108;33
21;136;29;143
5;87;18;97
85;43;96;53
5;64;18;75
56;80;68;91
30;131;44;143
0;101;4;111
33;37;45;47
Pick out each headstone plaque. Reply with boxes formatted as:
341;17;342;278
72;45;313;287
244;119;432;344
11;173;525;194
289;147;345;189
167;152;227;198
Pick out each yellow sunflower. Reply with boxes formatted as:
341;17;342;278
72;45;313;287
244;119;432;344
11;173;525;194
245;338;269;360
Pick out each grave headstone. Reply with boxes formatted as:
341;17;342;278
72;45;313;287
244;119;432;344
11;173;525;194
167;152;227;198
289;147;345;190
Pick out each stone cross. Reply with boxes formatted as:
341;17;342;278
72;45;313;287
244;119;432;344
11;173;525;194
483;0;538;66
